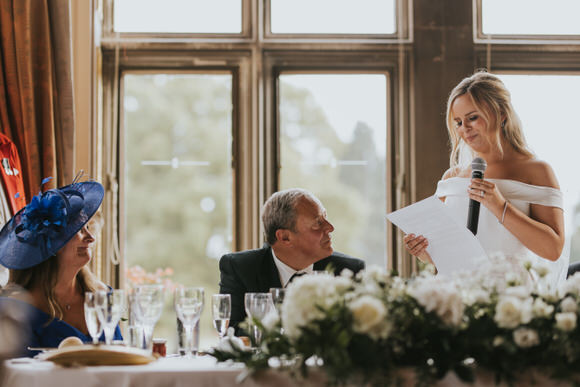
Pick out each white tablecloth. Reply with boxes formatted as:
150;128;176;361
2;356;248;387
1;356;573;387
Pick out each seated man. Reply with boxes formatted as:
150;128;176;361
219;188;365;334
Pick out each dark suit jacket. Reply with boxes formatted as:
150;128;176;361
219;245;365;334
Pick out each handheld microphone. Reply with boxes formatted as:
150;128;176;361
467;157;487;235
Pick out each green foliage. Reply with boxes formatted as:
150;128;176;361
209;266;580;386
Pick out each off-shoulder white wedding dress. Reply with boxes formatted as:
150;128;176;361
435;177;568;287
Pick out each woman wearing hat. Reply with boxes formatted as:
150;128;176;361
0;180;122;354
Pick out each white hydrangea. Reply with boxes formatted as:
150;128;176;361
282;273;350;339
494;296;532;329
560;297;578;313
348;295;391;340
513;327;539;348
408;277;464;327
555;312;577;332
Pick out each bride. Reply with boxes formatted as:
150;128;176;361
404;71;567;286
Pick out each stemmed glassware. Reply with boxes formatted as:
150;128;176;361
211;294;231;340
268;288;285;319
133;284;165;351
174;287;204;358
95;289;125;345
84;292;103;345
244;292;274;347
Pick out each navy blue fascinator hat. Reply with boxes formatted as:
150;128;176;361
0;180;104;270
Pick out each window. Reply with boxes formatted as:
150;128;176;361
498;73;580;264
475;0;580;43
122;72;233;350
114;0;242;34
98;0;410;351
270;0;396;35
278;73;387;267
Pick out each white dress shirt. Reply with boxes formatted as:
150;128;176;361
271;249;314;288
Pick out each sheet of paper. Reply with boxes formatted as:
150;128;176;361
386;196;488;275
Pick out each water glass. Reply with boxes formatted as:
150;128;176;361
244;292;274;346
211;294;231;340
95;289;125;345
174;287;204;358
84;292;103;345
133;284;165;351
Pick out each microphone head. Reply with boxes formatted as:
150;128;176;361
471;157;487;173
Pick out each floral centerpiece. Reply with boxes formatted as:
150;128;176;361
210;257;580;385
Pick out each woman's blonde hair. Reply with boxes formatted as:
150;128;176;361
446;70;533;167
9;258;100;320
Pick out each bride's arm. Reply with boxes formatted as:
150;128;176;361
469;161;564;261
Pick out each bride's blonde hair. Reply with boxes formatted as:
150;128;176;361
445;71;533;168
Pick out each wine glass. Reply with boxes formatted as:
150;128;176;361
95;289;125;345
244;292;274;347
84;292;103;345
212;294;231;340
133;284;165;351
268;288;285;318
174;287;204;358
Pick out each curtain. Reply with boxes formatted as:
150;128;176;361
0;0;75;199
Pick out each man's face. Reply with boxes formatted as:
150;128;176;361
289;196;335;263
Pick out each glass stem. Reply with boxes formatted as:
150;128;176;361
104;326;114;345
185;323;194;357
143;325;154;351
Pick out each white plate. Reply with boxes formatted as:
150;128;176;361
39;345;156;366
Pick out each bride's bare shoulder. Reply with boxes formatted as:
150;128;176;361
512;159;560;189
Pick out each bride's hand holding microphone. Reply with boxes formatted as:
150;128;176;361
468;178;509;224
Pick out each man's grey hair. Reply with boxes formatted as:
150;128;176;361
262;188;320;245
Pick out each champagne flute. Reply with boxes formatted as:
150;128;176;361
134;284;165;351
84;292;103;345
244;292;274;347
212;294;231;340
95;289;125;345
174;287;204;358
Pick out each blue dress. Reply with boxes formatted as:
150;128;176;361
0;297;123;357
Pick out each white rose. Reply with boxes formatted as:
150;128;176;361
513;328;539;348
505;286;531;299
532;298;554;318
408;278;464;327
555;312;577;332
349;295;389;339
560;297;578;313
559;273;580;298
495;296;532;328
282;273;347;339
462;288;490;306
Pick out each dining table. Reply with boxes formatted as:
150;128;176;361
1;355;329;387
1;354;572;387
